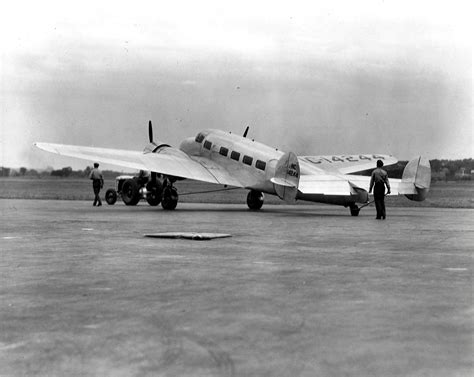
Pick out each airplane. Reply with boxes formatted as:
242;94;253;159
35;121;431;216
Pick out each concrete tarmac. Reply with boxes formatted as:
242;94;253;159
1;199;472;376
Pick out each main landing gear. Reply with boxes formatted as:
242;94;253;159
247;190;264;210
160;177;178;210
145;180;162;206
161;186;178;210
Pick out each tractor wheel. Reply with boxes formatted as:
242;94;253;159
122;179;140;206
105;188;117;205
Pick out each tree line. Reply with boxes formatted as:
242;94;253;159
0;166;123;179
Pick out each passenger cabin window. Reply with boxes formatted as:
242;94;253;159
219;147;229;156
255;160;266;171
243;155;253;166
203;140;212;150
230;151;240;161
195;133;205;143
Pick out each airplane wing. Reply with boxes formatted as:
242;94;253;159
298;154;398;175
34;142;243;187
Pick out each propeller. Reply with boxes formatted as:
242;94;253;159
147;120;158;180
144;120;170;154
243;125;249;138
149;120;153;143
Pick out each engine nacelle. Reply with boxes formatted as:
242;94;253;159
179;137;202;156
143;141;170;154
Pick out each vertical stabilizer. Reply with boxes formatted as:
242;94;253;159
400;156;431;201
270;152;300;203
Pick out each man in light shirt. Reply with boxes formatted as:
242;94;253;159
369;160;391;219
89;162;104;206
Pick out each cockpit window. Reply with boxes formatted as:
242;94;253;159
195;133;205;143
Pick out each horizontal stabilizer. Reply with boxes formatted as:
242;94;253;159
270;177;297;187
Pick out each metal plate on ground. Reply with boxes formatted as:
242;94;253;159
144;232;232;240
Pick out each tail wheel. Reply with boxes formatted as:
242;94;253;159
122;179;140;206
146;180;163;206
105;188;117;205
161;186;178;210
247;190;264;210
350;204;360;216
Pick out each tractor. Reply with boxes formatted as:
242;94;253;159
104;173;168;207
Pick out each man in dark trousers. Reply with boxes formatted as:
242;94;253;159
89;163;104;206
369;160;391;219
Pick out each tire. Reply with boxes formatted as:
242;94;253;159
350;204;360;217
105;188;117;205
121;179;140;206
161;187;178;210
146;181;163;206
247;190;264;210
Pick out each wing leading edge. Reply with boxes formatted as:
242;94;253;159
34;142;243;187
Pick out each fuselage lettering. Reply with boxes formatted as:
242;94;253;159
304;154;387;165
287;169;299;178
287;163;299;177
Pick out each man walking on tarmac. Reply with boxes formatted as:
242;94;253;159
369;159;391;219
89;162;104;206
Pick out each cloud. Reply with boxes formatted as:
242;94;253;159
181;80;197;86
1;0;472;168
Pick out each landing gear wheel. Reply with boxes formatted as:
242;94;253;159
105;188;117;205
350;204;360;217
146;181;163;206
247;190;264;210
161;186;178;210
122;179;140;206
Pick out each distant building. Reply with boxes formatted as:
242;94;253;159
454;167;471;180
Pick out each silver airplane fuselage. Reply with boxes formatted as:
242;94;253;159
179;129;285;195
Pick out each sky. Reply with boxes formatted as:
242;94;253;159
1;0;472;170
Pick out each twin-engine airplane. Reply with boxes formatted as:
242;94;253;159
35;121;431;216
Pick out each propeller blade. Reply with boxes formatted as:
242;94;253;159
148;120;153;143
243;126;249;138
